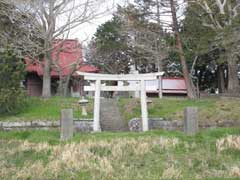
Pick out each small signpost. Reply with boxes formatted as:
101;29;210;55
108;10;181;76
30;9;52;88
77;72;164;132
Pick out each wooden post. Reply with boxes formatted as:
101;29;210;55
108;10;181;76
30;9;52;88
93;79;101;132
60;109;73;141
158;76;163;99
140;80;149;131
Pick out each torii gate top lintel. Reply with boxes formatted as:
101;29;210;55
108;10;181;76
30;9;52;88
77;72;164;132
77;72;164;81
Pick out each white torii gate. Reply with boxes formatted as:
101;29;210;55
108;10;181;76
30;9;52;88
77;72;164;132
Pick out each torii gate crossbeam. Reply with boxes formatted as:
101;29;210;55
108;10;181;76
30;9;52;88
77;72;164;132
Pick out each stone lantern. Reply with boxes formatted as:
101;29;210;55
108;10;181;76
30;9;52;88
147;99;153;105
78;98;89;116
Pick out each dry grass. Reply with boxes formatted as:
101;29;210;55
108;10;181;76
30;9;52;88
216;135;240;153
0;129;240;179
0;137;179;180
162;165;182;179
229;166;240;177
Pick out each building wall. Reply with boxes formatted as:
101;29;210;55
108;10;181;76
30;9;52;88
26;73;42;97
70;77;84;97
26;73;84;97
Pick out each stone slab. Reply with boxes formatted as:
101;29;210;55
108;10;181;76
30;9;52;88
184;107;198;135
60;109;74;141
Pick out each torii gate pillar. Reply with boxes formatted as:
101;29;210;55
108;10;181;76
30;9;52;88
93;79;101;131
140;79;148;131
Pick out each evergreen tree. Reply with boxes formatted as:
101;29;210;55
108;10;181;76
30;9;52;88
191;0;240;94
0;49;26;114
87;15;131;74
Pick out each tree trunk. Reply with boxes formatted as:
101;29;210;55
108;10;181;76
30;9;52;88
227;54;239;94
42;1;55;99
42;52;51;98
156;0;163;72
170;0;196;99
57;73;64;96
57;77;69;97
63;75;71;97
217;65;226;93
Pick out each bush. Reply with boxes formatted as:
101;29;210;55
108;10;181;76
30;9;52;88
0;49;26;114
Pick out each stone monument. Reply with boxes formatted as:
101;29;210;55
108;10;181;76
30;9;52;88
184;107;198;135
60;109;74;140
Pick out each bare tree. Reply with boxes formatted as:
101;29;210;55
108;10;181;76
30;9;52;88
134;0;170;72
87;40;131;74
34;0;109;98
0;0;43;57
51;39;84;96
3;0;109;98
118;4;168;73
193;0;239;30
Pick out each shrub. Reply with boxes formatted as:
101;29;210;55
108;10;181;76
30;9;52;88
0;49;26;114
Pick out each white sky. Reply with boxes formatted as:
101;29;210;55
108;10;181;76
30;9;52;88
70;0;130;44
69;0;182;44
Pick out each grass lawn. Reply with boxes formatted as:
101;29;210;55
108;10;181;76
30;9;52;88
118;97;240;123
1;97;240;124
0;96;94;121
0;128;239;179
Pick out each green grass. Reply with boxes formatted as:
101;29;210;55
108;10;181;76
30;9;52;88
0;96;94;121
0;128;239;179
1;97;240;124
118;97;240;123
0;127;239;144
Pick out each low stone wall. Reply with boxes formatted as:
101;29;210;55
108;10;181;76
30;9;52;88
128;118;183;132
0;118;239;132
0;119;93;132
201;120;240;128
128;118;240;132
74;120;93;132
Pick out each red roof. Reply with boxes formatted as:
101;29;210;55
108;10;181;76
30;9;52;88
26;39;98;77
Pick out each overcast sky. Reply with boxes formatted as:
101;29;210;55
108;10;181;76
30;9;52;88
70;0;130;43
69;0;180;44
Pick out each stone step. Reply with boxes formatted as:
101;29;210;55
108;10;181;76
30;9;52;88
100;98;128;131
